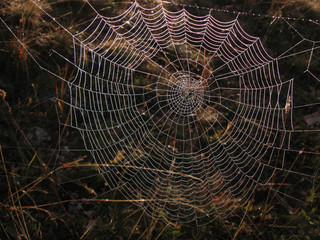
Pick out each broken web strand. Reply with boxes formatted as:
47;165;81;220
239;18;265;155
3;0;320;230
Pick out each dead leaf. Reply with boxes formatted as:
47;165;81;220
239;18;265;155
0;89;6;100
110;150;126;164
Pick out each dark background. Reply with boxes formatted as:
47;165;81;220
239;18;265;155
0;0;320;239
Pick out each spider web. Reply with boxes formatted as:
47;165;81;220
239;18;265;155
4;0;320;226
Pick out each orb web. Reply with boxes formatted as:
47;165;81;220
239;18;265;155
7;0;320;226
62;1;287;223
